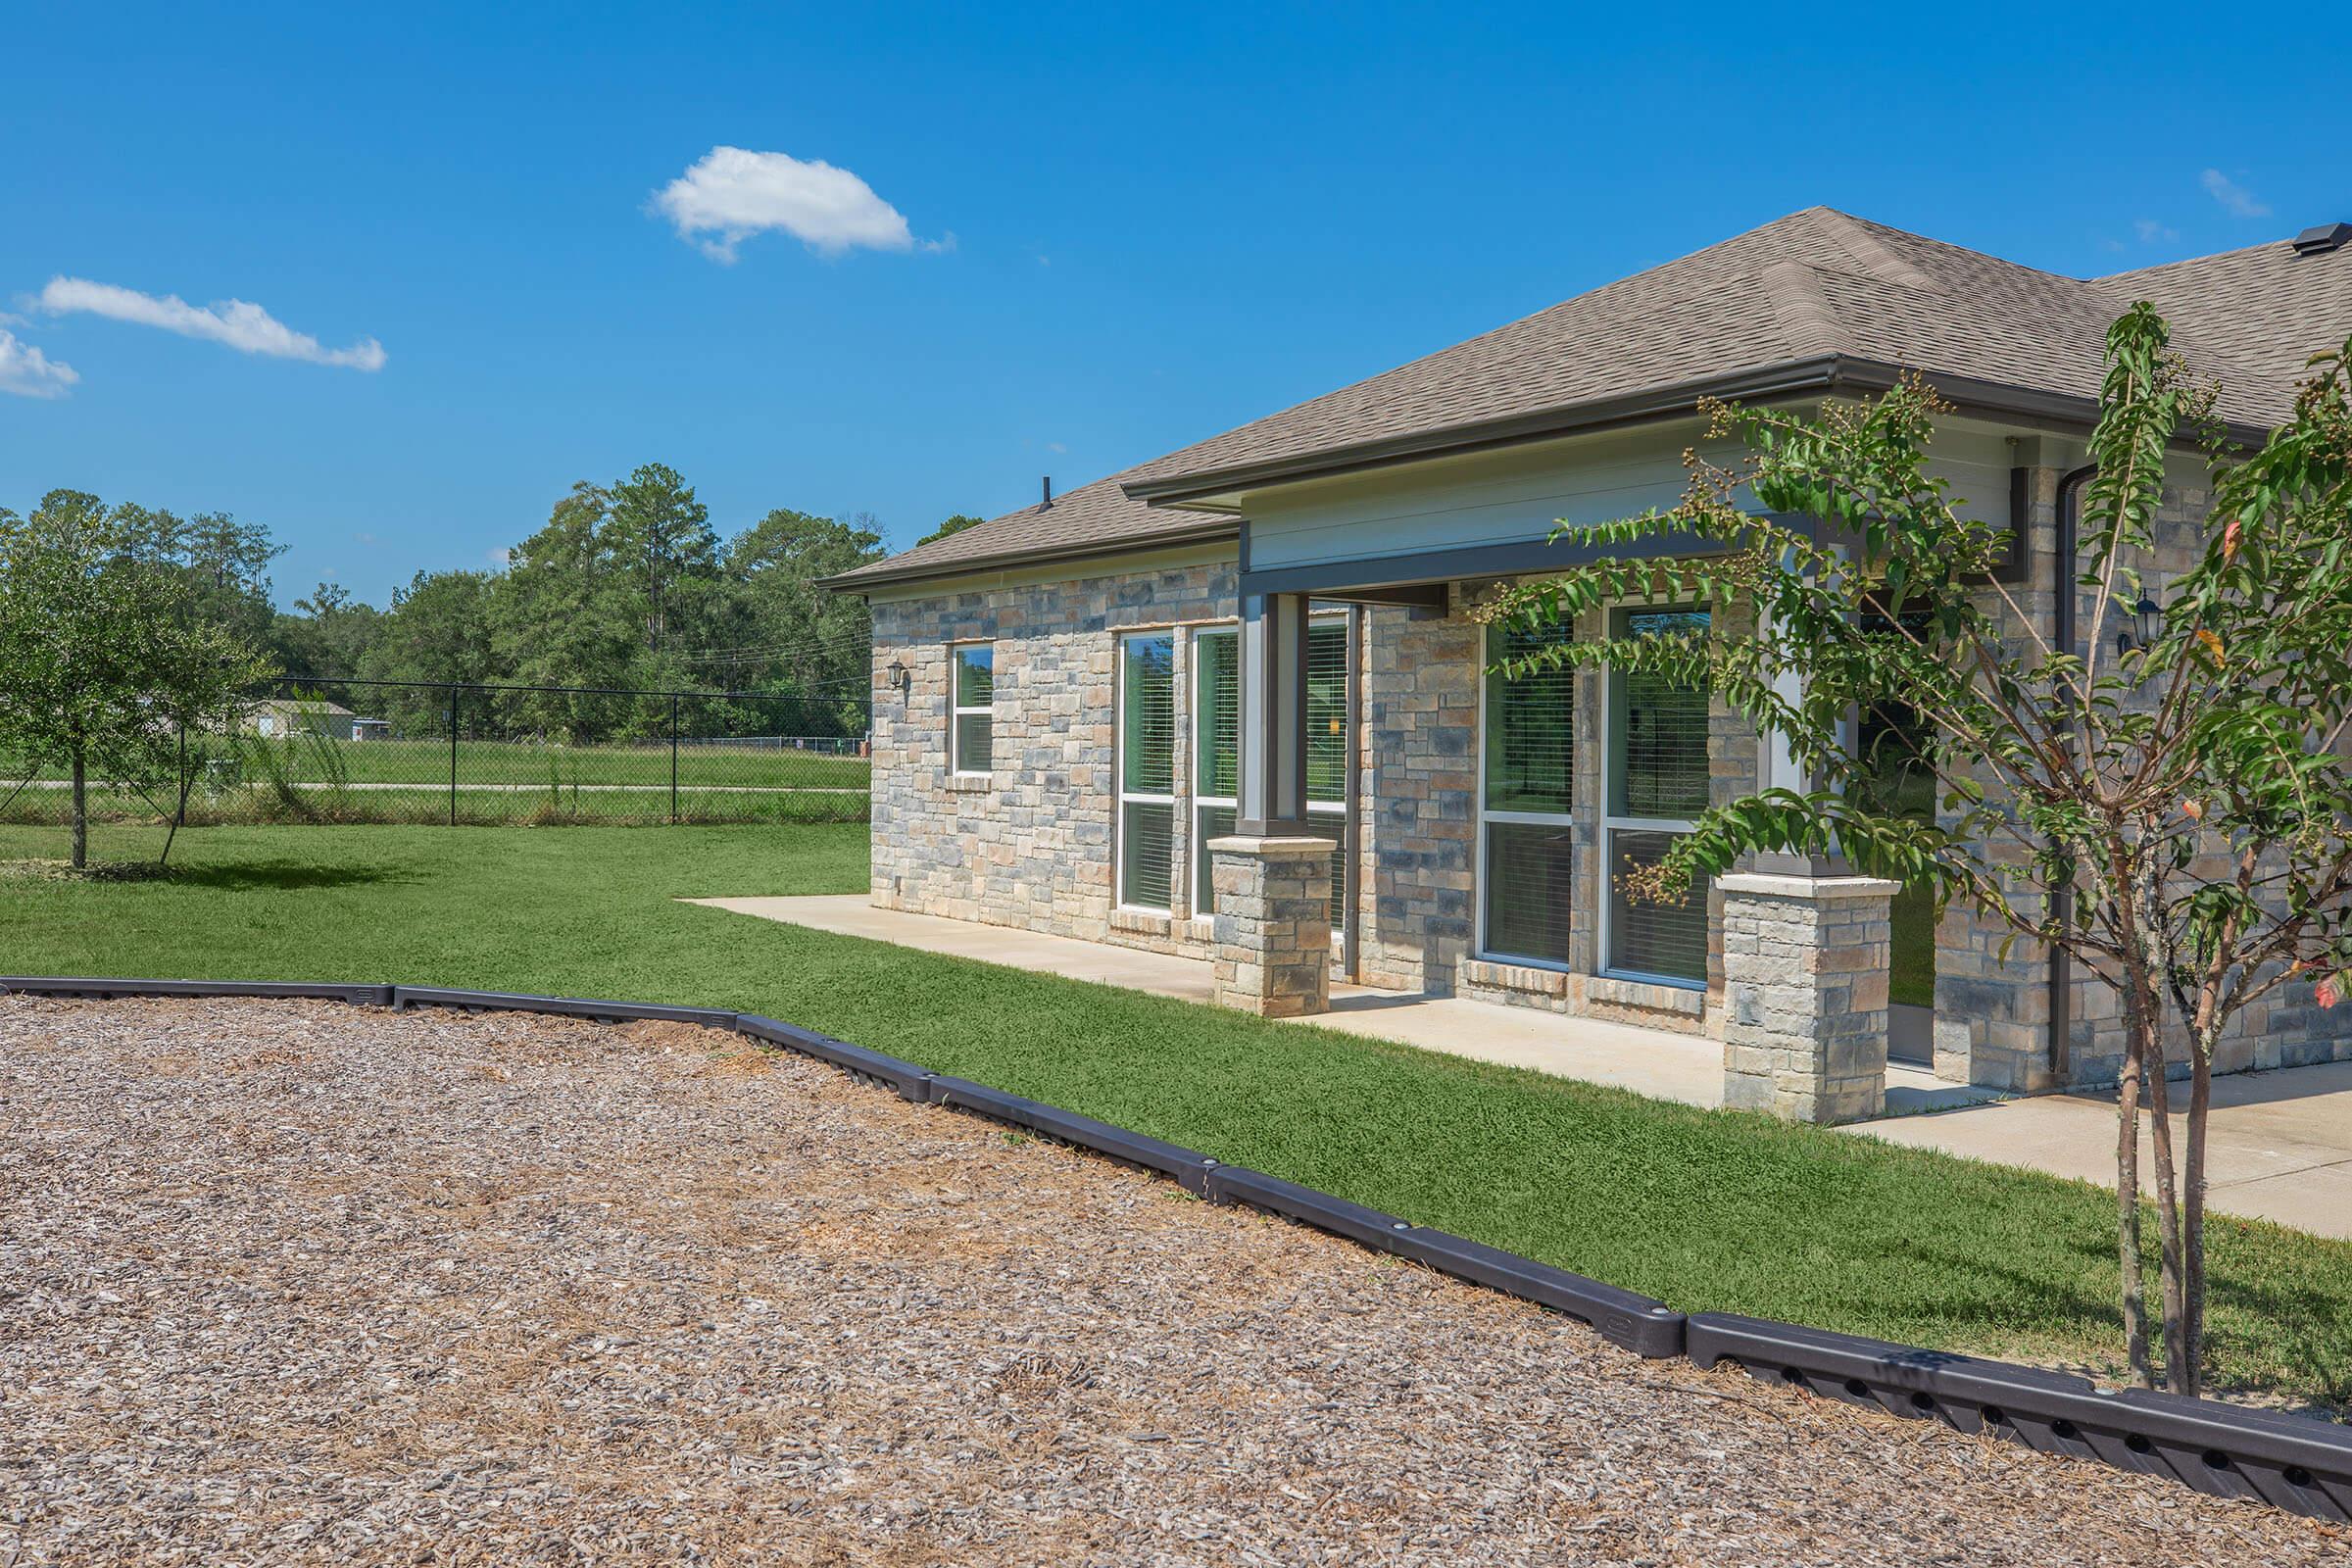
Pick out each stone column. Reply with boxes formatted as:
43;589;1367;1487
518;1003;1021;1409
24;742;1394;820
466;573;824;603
1718;870;1899;1124
1208;835;1336;1018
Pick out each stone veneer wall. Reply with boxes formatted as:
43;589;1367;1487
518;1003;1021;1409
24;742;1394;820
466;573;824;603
867;559;1239;959
870;565;1751;1036
1936;463;2351;1089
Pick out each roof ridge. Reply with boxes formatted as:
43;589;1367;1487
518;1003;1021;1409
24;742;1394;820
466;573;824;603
2095;235;2295;284
1756;259;1849;358
1806;209;1937;291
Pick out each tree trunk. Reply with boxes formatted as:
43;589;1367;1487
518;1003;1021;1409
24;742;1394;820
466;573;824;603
2182;1030;2214;1396
69;746;88;869
2142;1007;2190;1392
2115;985;2152;1387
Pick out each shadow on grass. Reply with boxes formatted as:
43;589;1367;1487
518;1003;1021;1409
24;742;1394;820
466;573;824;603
167;860;405;893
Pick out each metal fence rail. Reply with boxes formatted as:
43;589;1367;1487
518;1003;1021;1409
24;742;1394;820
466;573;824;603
2;675;873;828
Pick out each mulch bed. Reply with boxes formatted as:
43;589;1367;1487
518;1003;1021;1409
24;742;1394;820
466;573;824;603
2;994;2341;1566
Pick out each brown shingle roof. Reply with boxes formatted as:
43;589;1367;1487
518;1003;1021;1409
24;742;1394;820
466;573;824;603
830;208;2352;591
821;475;1230;588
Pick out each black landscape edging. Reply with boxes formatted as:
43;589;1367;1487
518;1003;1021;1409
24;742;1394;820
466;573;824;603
1689;1312;2352;1522
390;985;735;1030
0;975;393;1006
927;1073;1221;1194
734;1013;935;1102
13;975;2349;1520
1202;1164;1685;1358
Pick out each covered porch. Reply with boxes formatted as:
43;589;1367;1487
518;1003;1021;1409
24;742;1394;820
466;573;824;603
691;894;1972;1116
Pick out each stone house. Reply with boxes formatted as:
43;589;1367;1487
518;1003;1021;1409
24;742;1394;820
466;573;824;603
824;208;2352;1122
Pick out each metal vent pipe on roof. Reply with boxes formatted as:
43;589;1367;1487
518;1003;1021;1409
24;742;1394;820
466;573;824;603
1040;475;1054;510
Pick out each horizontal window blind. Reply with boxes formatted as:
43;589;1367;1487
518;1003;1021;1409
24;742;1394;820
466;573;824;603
1122;634;1176;796
954;645;994;708
1306;618;1348;806
1484;821;1574;965
1609;609;1710;820
952;643;994;776
1122;802;1175;911
1607;828;1709;983
954;713;993;775
1484;618;1575;814
1195;630;1239;799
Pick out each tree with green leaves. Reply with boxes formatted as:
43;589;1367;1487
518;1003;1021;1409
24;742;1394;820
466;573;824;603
1484;306;2352;1396
718;507;884;700
917;512;988;546
605;463;716;654
0;490;270;867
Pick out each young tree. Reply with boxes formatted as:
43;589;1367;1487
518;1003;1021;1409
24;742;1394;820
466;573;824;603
0;490;270;867
1483;307;2352;1396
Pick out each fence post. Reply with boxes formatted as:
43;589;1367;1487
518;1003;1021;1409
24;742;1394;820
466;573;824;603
449;684;460;827
669;695;680;824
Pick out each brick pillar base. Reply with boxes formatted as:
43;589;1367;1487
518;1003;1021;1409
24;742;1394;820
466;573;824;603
1207;835;1336;1018
1719;870;1899;1124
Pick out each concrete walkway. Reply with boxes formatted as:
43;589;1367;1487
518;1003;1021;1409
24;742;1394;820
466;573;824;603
689;894;2352;1240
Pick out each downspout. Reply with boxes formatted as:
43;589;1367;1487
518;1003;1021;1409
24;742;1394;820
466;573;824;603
1342;602;1363;984
2048;463;2098;1082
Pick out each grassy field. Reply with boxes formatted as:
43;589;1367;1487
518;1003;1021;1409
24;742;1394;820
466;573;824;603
6;820;2349;1412
1;737;869;826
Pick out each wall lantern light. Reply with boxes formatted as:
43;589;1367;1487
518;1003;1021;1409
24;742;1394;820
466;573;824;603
886;660;909;694
2116;589;2162;656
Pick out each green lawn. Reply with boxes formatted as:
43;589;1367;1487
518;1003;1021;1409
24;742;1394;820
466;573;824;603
6;820;2349;1412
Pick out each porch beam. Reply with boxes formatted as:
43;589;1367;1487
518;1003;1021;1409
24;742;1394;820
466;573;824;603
1235;590;1315;837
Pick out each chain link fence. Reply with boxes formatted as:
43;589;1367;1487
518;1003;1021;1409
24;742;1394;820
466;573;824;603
0;677;872;827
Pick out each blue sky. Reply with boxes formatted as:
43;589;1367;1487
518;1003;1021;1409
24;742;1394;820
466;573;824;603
3;2;2343;608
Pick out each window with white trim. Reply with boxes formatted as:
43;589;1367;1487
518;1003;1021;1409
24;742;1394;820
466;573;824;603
1478;614;1576;964
1117;631;1177;910
1601;606;1712;986
1193;615;1349;922
950;643;995;776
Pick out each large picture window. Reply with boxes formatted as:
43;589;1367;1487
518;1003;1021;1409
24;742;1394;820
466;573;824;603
1478;615;1576;964
1117;632;1177;910
1601;606;1712;985
950;643;994;776
1193;616;1349;923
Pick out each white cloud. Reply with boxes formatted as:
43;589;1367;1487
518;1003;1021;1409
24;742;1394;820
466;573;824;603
651;146;935;263
2134;218;2180;245
36;277;385;370
2200;170;2271;220
0;328;78;399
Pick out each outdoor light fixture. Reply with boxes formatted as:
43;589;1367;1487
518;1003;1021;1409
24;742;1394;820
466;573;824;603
2116;587;2162;655
886;660;909;694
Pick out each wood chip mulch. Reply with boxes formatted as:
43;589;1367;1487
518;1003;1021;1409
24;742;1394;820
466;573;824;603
1;995;2341;1566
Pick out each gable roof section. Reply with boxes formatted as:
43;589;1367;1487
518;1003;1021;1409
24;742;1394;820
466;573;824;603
829;208;2352;591
821;474;1233;590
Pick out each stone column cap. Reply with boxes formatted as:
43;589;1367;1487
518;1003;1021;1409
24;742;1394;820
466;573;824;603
1206;834;1339;856
1718;870;1902;900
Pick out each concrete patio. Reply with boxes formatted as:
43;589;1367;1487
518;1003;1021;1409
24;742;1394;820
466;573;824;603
689;895;2352;1241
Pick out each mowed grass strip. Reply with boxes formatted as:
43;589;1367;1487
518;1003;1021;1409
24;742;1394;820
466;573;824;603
5;821;2348;1411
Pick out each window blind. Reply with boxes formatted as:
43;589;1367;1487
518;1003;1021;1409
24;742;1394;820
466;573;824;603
1608;609;1709;820
952;644;994;775
1607;828;1709;983
1122;634;1176;796
1306;618;1348;806
1123;801;1175;910
1484;821;1573;964
1195;630;1239;799
1484;619;1575;814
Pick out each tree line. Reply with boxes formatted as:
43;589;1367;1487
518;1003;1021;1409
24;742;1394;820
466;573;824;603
1;465;959;864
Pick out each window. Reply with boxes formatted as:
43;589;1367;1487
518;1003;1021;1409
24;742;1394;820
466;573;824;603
1117;632;1177;910
1601;606;1711;985
950;643;994;776
1193;615;1350;924
1478;614;1576;964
